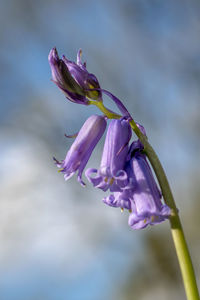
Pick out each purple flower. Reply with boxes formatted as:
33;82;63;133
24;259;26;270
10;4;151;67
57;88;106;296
86;118;132;192
102;144;171;229
48;48;102;105
103;189;133;210
128;152;171;229
54;115;107;186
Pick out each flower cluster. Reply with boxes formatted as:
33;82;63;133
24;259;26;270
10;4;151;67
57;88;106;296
49;48;171;230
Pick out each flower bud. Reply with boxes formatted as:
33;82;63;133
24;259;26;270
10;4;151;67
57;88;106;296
48;48;102;104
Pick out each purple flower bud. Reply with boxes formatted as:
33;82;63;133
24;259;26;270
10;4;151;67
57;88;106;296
86;118;132;192
54;115;107;186
48;48;102;105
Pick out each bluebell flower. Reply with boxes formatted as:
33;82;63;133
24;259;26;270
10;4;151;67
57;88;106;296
86;118;132;192
103;145;171;229
128;151;171;229
54;115;107;186
48;48;102;104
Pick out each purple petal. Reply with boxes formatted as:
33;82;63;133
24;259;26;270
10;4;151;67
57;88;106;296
127;152;171;229
86;118;132;192
101;89;132;118
55;115;107;184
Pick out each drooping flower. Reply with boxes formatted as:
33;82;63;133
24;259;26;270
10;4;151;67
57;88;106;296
48;48;102;105
102;140;171;229
54;115;107;186
86;118;132;192
128;151;171;229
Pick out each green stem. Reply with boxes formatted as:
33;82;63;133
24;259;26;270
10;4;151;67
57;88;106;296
92;101;199;300
130;119;199;300
89;100;121;119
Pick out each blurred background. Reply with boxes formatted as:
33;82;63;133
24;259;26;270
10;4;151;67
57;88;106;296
0;0;200;299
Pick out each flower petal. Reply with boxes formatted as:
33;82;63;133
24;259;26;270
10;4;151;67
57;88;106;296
55;115;107;184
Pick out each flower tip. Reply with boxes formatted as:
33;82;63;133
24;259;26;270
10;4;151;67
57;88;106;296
53;157;61;167
136;122;146;136
62;54;68;62
48;47;59;64
77;49;83;64
78;49;82;57
53;156;58;163
78;176;86;187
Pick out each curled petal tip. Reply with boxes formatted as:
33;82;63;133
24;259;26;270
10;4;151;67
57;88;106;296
78;177;86;187
64;132;78;138
78;49;82;58
53;156;60;164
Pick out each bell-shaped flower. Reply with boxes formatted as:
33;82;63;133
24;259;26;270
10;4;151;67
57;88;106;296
86;118;132;192
102;144;171;229
128;151;171;229
48;48;102;105
54;115;107;186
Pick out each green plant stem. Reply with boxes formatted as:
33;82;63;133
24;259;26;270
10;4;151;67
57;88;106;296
130;119;199;300
92;101;199;300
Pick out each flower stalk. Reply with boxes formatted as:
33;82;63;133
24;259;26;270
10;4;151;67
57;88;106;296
138;134;199;300
49;48;199;299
